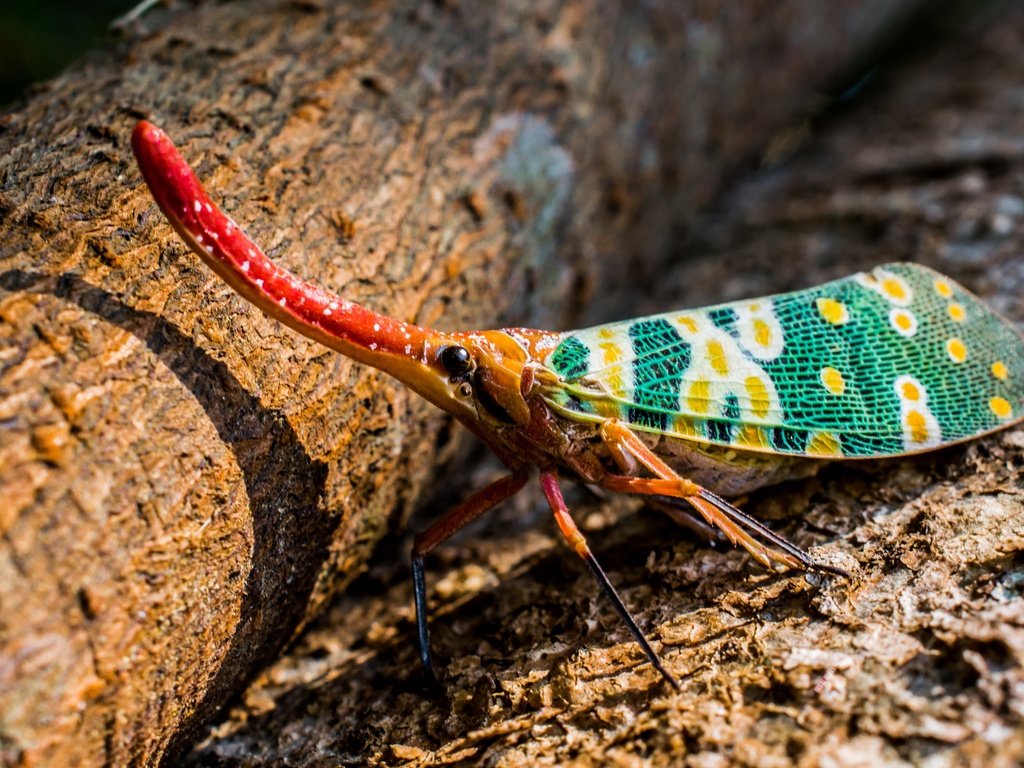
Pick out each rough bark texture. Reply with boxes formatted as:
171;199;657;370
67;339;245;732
0;0;925;765
182;6;1024;768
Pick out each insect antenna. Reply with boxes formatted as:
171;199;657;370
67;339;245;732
696;490;850;578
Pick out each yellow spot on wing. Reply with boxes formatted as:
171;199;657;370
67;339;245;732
687;379;711;414
599;341;622;364
882;277;909;302
745;376;771;418
905;410;929;443
820;366;846;396
605;370;625;396
735;426;769;449
946;338;967;363
900;380;921;401
672;415;701;437
676;316;698;333
948;303;966;322
889;308;918;337
815;297;848;325
597;328;614;340
806;431;841;457
934;278;953;298
990;397;1013;419
706;341;729;375
992;361;1009;380
753;318;771;347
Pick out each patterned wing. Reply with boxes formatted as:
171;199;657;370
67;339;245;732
541;263;1024;458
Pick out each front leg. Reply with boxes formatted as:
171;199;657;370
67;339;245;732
412;468;529;682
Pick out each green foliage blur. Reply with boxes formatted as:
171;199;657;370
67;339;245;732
0;0;134;106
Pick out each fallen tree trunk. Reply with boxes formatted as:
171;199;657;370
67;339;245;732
0;0;928;764
187;6;1024;766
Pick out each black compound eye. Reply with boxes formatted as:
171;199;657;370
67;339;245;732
440;345;472;377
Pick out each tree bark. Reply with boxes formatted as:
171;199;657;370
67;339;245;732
186;5;1024;767
0;0;929;765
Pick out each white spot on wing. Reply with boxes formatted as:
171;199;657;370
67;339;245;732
735;301;784;362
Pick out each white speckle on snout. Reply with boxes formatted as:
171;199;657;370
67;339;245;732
255;279;264;288
241;261;250;272
373;323;381;332
193;200;202;213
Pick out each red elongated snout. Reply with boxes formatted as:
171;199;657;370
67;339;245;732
131;121;476;418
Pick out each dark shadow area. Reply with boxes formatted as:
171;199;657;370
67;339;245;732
0;268;335;761
0;1;135;107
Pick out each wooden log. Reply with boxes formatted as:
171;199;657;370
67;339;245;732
0;0;925;764
186;6;1024;766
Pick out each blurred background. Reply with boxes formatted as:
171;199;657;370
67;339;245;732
1;0;135;106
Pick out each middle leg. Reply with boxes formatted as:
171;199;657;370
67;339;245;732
540;466;680;690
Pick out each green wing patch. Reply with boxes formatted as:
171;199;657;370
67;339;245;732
541;263;1024;458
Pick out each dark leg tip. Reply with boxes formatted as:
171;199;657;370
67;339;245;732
417;667;444;697
810;561;851;579
660;668;682;692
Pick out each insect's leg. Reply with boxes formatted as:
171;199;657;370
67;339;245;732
598;420;846;576
605;474;804;571
539;467;681;690
412;468;529;682
645;497;726;545
603;421;712;540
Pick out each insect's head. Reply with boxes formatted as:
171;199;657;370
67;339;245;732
416;330;533;430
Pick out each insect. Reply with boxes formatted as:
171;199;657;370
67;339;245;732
132;120;1024;689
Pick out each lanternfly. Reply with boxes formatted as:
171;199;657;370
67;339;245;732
132;121;1024;689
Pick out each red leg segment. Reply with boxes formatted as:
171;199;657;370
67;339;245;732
540;467;680;690
412;468;529;682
